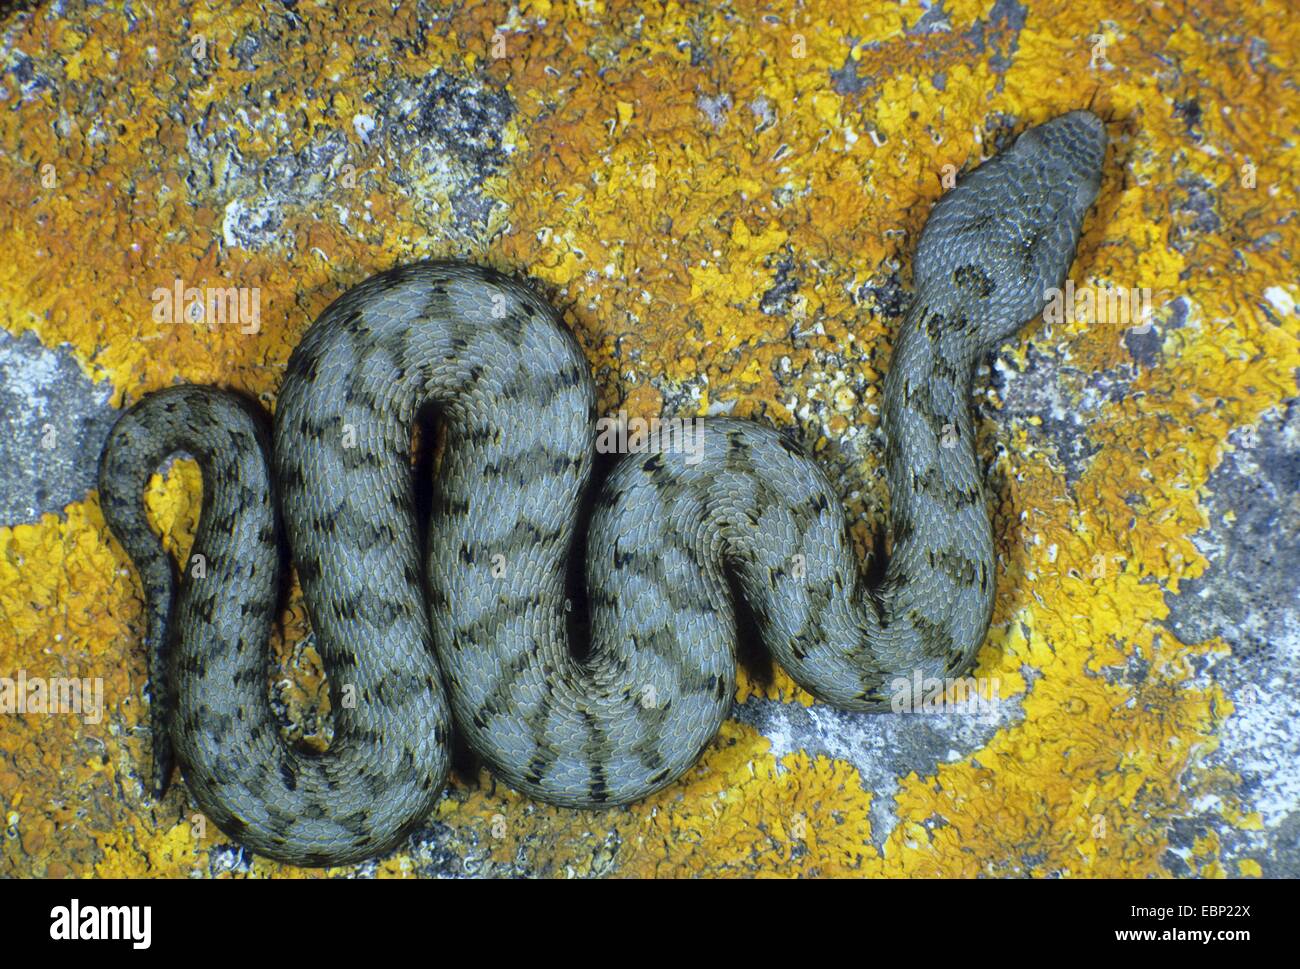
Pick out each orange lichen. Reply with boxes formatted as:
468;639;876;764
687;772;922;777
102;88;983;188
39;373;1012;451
2;0;1295;877
438;721;880;877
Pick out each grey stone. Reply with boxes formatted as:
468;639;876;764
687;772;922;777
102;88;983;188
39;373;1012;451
0;329;118;525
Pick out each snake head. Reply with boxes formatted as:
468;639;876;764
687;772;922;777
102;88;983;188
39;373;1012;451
915;110;1107;349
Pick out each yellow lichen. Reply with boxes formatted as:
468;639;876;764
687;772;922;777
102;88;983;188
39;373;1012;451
1;0;1296;877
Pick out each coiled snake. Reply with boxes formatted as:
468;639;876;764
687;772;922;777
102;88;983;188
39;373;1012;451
99;111;1107;866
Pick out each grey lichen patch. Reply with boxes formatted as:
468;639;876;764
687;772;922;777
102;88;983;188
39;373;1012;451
403;819;472;877
1169;171;1223;255
1124;298;1185;369
733;688;1023;851
758;252;801;317
190;108;352;253
188;65;514;254
909;1;954;36
370;68;515;241
1165;400;1299;669
1163;399;1300;876
1122;322;1163;368
829;52;873;97
831;0;1024;95
0;329;117;525
696;92;732;129
1173;96;1204;139
991;339;1141;485
222;195;290;252
968;0;1027;77
856;267;909;319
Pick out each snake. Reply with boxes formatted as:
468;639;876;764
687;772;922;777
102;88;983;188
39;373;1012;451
97;110;1106;866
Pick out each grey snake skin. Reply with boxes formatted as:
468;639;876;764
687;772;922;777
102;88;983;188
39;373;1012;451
98;111;1107;866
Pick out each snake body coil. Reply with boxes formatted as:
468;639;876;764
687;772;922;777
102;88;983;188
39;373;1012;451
99;111;1106;865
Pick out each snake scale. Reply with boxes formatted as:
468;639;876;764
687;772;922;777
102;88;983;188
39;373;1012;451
98;111;1106;866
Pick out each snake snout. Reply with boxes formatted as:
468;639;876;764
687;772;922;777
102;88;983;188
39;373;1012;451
1031;110;1107;190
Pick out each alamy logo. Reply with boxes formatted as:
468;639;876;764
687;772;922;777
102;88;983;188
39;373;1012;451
594;411;705;466
890;670;999;714
49;899;151;949
152;277;261;333
1042;280;1153;329
0;671;103;724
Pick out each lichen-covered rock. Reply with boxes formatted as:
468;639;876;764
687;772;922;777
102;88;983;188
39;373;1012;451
1;0;1296;877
